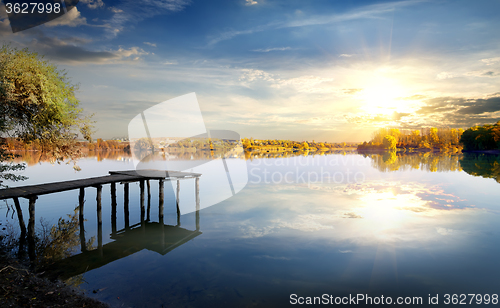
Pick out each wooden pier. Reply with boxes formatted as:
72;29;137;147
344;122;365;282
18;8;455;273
0;169;202;268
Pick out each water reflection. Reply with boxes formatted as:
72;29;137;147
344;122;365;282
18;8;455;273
361;152;463;172
363;152;500;184
1;208;95;268
45;220;201;281
3;196;201;285
1;153;500;307
10;150;132;165
10;148;357;165
460;153;500;183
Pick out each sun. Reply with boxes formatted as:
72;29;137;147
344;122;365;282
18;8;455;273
357;76;414;115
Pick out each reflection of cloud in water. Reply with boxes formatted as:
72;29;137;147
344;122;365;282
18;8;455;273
233;180;488;246
253;255;292;260
436;227;455;235
338;250;353;253
342;182;471;211
239;214;334;238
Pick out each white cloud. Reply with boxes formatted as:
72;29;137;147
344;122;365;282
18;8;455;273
80;0;104;9
144;42;157;47
464;70;500;78
436;227;454;235
252;47;293;52
273;75;335;93
106;0;191;38
481;57;500;65
339;54;354;57
45;7;87;27
436;72;455;80
239;68;337;94
114;46;148;59
109;7;123;13
245;0;258;5
209;0;421;46
239;68;276;82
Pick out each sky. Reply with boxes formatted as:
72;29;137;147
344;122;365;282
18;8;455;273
1;0;500;142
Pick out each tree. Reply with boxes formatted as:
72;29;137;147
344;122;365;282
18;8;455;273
429;127;439;145
0;45;93;185
460;122;500;151
134;137;154;152
382;135;397;151
0;45;93;148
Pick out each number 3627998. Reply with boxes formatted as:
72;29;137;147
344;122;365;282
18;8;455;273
5;2;61;14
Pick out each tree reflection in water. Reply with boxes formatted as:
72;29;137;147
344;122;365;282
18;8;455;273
1;208;95;286
460;153;500;183
363;151;500;184
362;151;463;172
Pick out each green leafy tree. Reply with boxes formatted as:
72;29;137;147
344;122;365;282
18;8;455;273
0;45;94;184
460;121;500;151
0;44;94;147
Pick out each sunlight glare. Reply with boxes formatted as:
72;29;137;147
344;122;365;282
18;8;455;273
358;76;412;115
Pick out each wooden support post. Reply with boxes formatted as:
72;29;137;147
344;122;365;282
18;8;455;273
13;197;26;236
176;180;181;226
79;188;86;252
96;185;103;256
146;180;151;221
140;180;145;223
159;179;165;249
195;177;200;231
124;182;130;229
140;180;146;233
28;196;37;265
13;197;26;259
111;182;117;235
159;179;164;224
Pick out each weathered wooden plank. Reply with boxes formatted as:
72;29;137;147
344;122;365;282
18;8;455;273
0;170;201;200
0;174;144;200
110;170;201;179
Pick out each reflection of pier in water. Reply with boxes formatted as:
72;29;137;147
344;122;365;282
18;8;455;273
0;170;201;271
47;217;201;281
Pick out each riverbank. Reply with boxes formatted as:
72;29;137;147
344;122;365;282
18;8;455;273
0;242;109;308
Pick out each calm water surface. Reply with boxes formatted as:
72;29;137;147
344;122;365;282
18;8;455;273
1;152;499;307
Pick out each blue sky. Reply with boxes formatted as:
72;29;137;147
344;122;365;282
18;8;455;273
1;0;500;141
